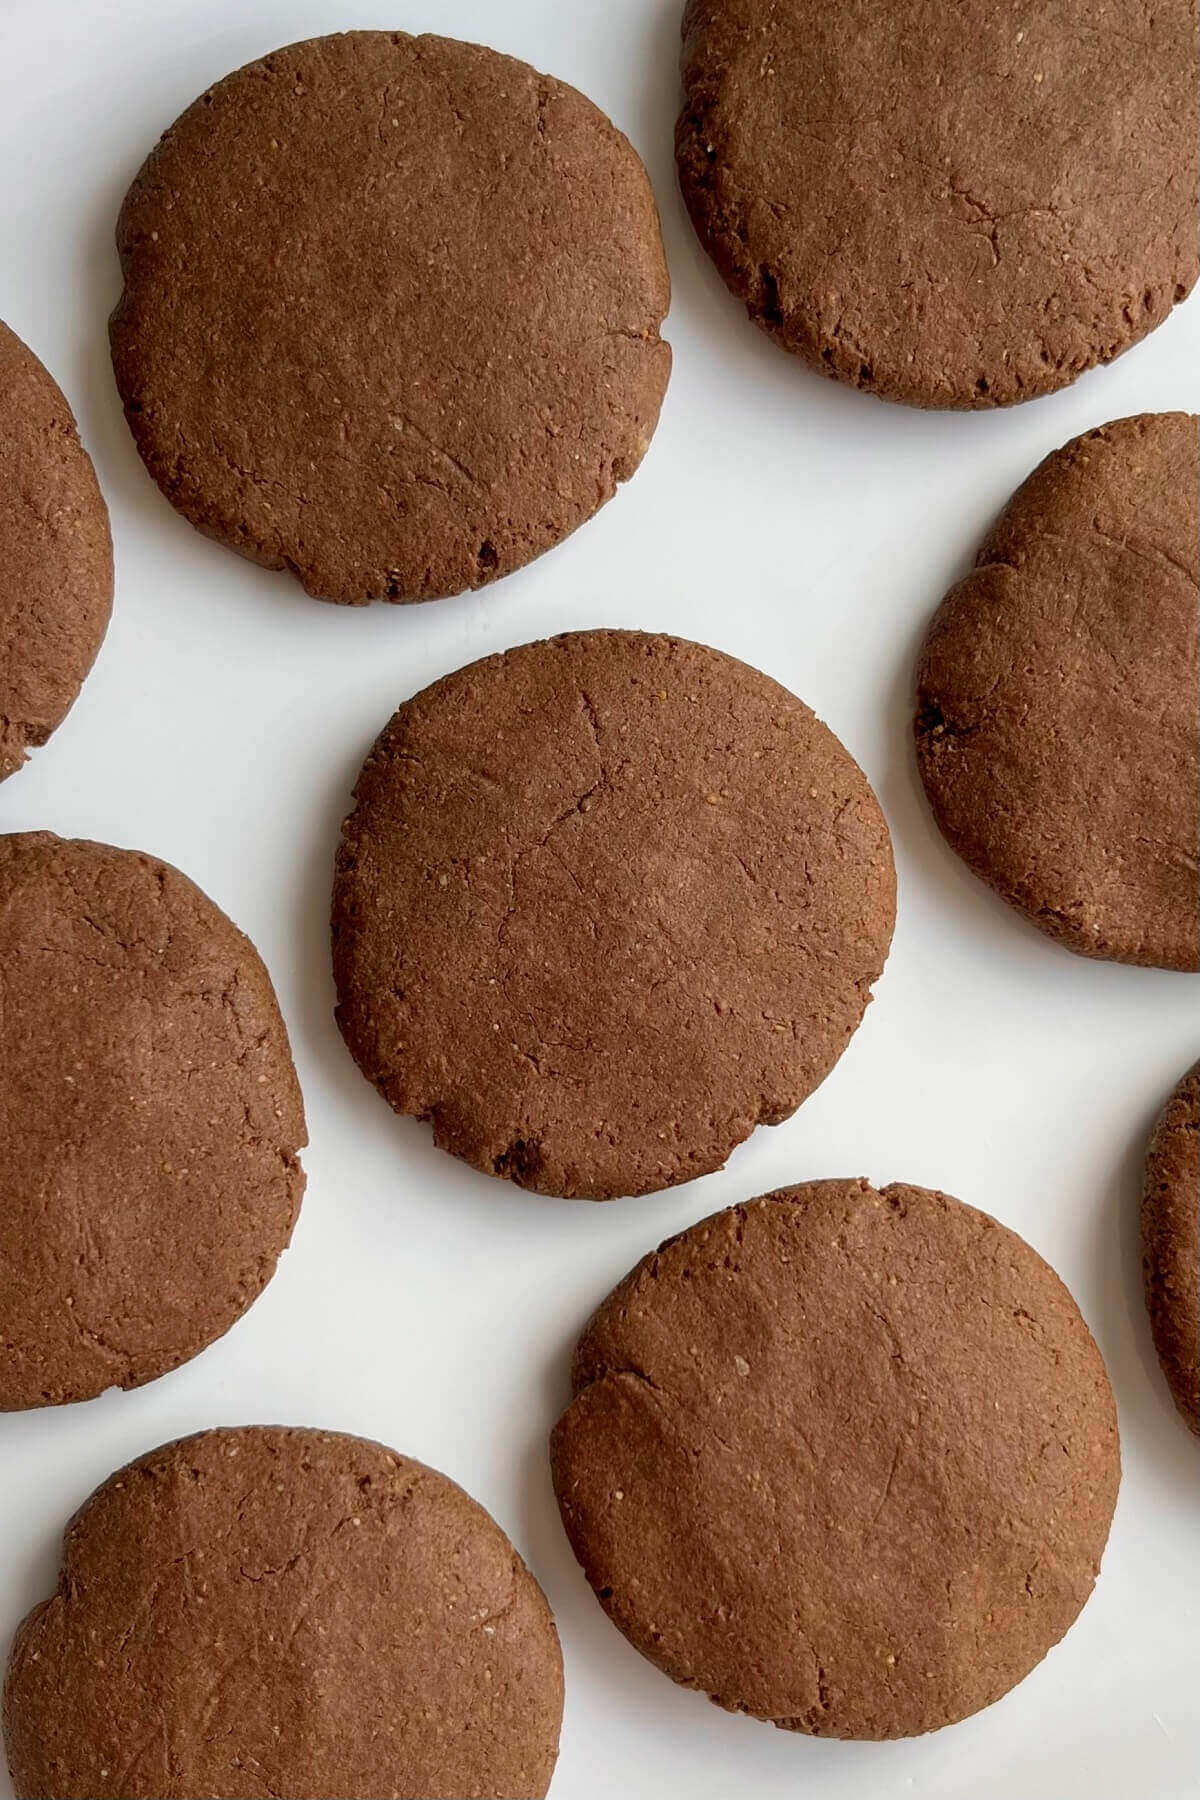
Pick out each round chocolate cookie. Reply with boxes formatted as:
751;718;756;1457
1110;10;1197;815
916;413;1200;968
332;631;895;1200
551;1180;1120;1738
0;833;306;1409
1;322;112;781
111;30;671;605
1142;1061;1199;1434
3;1426;563;1800
677;0;1199;407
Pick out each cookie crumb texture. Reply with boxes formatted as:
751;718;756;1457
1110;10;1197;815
916;413;1200;969
332;631;895;1199
551;1181;1120;1738
676;0;1199;407
111;30;671;604
1142;1062;1200;1433
2;1427;563;1800
0;834;306;1410
0;322;112;781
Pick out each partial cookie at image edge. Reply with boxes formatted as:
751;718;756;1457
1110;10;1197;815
914;411;1200;969
0;321;113;782
1142;1061;1200;1435
0;832;307;1410
2;1425;563;1800
676;0;1198;407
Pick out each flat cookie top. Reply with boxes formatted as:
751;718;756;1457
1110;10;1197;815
916;413;1200;968
1;322;112;781
552;1181;1120;1738
3;1427;563;1800
111;30;670;604
0;834;306;1409
677;0;1199;407
332;631;895;1199
1143;1061;1200;1434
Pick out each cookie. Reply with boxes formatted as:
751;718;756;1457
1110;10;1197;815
676;0;1199;408
551;1180;1120;1738
3;1426;563;1800
1;322;112;781
0;833;306;1409
332;630;895;1200
1142;1061;1199;1434
915;413;1200;968
110;30;671;605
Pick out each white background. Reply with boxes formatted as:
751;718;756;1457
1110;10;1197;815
1;3;1197;1797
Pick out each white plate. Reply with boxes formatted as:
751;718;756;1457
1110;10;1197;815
2;4;1197;1797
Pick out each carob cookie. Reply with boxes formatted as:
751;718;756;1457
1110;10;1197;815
676;0;1199;407
1;322;112;781
1142;1061;1199;1433
332;630;895;1199
3;1426;563;1800
916;413;1200;968
111;30;671;604
552;1180;1120;1738
0;833;306;1409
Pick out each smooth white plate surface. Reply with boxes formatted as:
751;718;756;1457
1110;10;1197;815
2;3;1197;1797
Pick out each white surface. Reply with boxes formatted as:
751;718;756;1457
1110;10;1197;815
1;2;1198;1797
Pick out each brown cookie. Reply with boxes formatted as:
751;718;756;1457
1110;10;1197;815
1;322;112;781
332;631;895;1200
676;0;1199;408
3;1426;563;1800
915;413;1200;968
551;1180;1121;1738
0;833;306;1409
110;30;671;605
1142;1061;1200;1434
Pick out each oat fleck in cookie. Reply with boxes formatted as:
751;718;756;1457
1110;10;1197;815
332;631;895;1199
916;413;1200;968
1;322;112;781
676;0;1199;407
0;833;306;1409
3;1427;563;1800
552;1181;1121;1737
1143;1061;1200;1434
111;31;671;604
